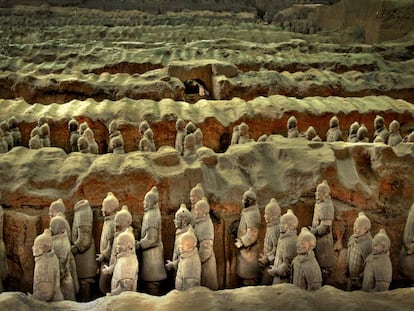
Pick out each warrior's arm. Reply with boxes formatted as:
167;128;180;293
72;226;92;254
240;227;259;247
139;227;159;249
198;239;213;263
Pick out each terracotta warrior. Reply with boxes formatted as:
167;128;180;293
185;121;196;136
49;198;71;242
230;125;240;145
84;128;99;154
346;212;372;290
96;192;120;294
50;214;78;300
71;199;97;301
32;229;63;302
29;135;42;150
39;120;51;148
347;122;360;143
0;129;8;153
175;118;186;155
175;227;201;291
0;203;8;293
108;120;123;153
194;128;203;150
136;186;167;295
259;198;281;285
190;183;204;220
362;229;392;292
287;116;299;138
139;137;152;152
0;121;13;151
373;115;389;143
357;125;369;143
238;122;250;144
183;133;196;157
310;180;335;278
144;128;156;152
305;126;321;142
8;116;21;147
68;119;80;152
139;120;150;138
79;121;89;136
399;202;414;285
77;136;90;154
102;227;138;295
112;135;125;154
292;227;322;291
388;120;402;147
268;209;298;285
326;116;343;142
166;204;193;272
193;199;218;290
235;188;261;286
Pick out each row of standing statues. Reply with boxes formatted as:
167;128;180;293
1;114;413;154
1;179;409;302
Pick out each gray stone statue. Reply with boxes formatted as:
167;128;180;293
136;186;167;295
8;116;21;147
32;228;63;302
190;183;204;220
193;199;218;290
108;120;123;153
0;129;8;153
310;180;335;279
139;120;150;138
165;204;193;272
175;118;186;155
305;126;321;142
0;121;13;151
48;198;71;242
111;205;133;275
292;227;322;291
235;187;261;286
373;115;389;143
357;125;369;142
71;199;97;301
144;128;156;152
362;229;392;292
112;135;125;154
230;125;240;145
0;203;8;293
96;192;120;294
268;209;298;285
399;202;414;285
68;119;80;152
84;128;99;154
102;227;138;295
77;136;90;154
287;116;299;138
326;116;343;142
139;137;152;152
185;121;196;136
194;128;203;150
39;122;51;147
238;122;250;144
346;212;372;290
79;121;89;136
175;227;201;291
183;133;196;157
259;198;281;285
50;214;78;300
388;120;402;147
29;134;42;150
347;122;360;143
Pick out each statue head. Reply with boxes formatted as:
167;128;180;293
102;192;120;216
38;115;48;127
316;180;330;201
115;227;135;254
242;187;256;208
114;205;132;232
176;118;185;131
179;227;197;254
190;183;204;206
296;227;316;255
374;115;385;131
77;136;89;152
185;121;196;135
68;118;79;132
306;126;316;140
329;116;339;129
40;123;50;137
84;127;95;141
144;186;158;210
357;125;368;141
349;122;360;135
264;198;281;224
49;198;65;219
33;228;53;257
112;135;124;150
287;116;297;130
372;229;390;254
239;122;249;136
193;198;210;219
389;120;400;134
174;204;192;229
353;212;371;237
50;213;68;235
139;137;151;151
8;116;18;129
144;128;154;141
280;209;298;233
79;122;89;135
139;120;150;136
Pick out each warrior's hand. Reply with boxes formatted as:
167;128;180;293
234;239;243;248
258;253;269;267
96;253;105;263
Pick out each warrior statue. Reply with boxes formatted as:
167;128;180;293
230;125;240;145
8;116;21;147
326;116;343;142
373;115;389;143
399;202;414;286
175;119;186;155
287;116;299;138
357;125;369;142
347;122;360;143
238;123;250;144
84;128;99;154
0;203;8;292
388;120;402;147
68;119;80;152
